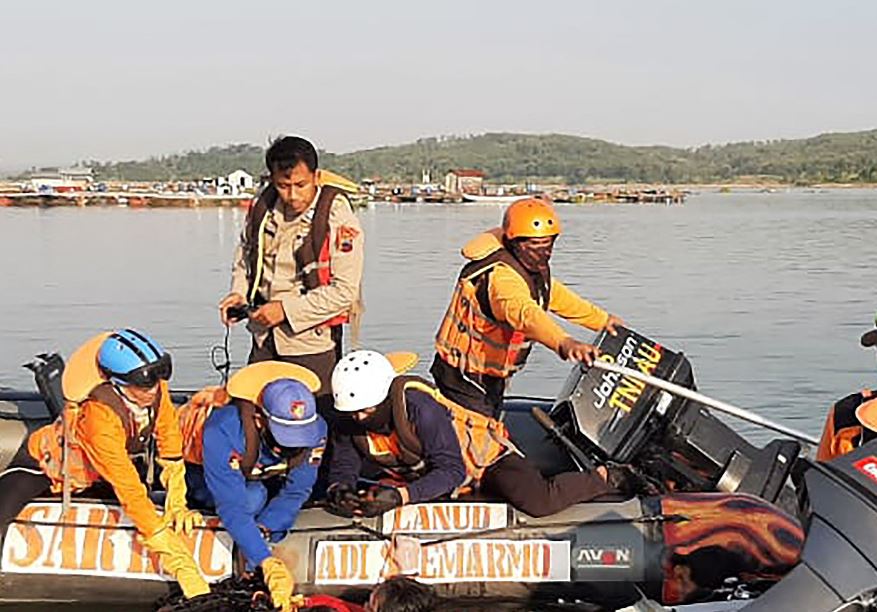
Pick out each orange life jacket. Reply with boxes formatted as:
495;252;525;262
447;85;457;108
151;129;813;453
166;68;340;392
178;386;230;465
28;382;164;494
435;246;549;379
353;376;516;495
178;387;309;479
244;184;348;328
817;389;877;462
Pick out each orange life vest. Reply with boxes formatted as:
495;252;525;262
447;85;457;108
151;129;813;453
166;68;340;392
435;247;549;379
178;387;310;479
178;386;230;465
817;389;877;462
244;184;349;328
28;382;164;494
353;376;516;495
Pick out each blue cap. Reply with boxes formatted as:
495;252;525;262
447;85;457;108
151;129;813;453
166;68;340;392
261;379;327;448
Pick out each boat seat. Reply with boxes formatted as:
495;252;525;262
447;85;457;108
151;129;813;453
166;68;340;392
717;439;800;503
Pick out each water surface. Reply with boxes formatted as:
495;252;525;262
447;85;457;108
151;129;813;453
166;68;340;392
2;190;876;446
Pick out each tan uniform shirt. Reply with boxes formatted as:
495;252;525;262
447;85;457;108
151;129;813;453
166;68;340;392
230;187;364;356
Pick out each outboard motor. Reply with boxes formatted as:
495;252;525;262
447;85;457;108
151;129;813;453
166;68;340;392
549;327;802;511
0;354;65;473
552;328;693;464
23;353;65;419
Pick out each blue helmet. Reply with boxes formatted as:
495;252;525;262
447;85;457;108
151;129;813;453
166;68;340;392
97;329;172;388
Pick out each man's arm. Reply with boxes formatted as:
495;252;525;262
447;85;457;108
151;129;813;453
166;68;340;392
402;396;467;503
548;279;610;331
229;208;254;298
488;264;569;352
202;416;271;566
327;428;363;489
219;216;252;324
280;195;364;332
78;403;165;537
256;449;322;539
153;382;183;460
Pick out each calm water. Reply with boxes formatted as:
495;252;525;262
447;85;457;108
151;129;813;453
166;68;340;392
2;190;876;446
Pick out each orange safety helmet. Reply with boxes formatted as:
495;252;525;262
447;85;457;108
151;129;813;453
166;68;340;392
502;198;562;240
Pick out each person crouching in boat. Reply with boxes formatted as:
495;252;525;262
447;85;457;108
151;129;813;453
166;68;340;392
2;330;210;599
431;197;625;418
817;319;877;461
178;361;327;612
325;350;622;519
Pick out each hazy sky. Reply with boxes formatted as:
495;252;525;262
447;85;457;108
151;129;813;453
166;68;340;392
2;0;876;171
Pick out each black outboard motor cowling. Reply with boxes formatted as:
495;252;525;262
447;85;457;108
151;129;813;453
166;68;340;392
552;327;694;463
550;327;802;510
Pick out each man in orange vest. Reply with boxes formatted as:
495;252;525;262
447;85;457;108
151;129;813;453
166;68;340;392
219;136;364;414
817;317;877;461
432;197;624;417
0;330;209;599
325;351;618;519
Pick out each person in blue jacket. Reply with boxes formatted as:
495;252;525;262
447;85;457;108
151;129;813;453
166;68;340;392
198;363;327;612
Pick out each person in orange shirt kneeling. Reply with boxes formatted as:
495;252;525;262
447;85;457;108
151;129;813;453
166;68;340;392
0;329;209;599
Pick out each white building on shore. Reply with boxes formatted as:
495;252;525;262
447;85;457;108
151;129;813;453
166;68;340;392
228;169;254;192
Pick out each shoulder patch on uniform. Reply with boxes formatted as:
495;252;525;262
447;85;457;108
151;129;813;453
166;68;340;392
336;225;360;252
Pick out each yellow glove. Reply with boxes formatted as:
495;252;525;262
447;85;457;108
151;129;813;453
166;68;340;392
144;527;210;598
261;556;294;612
158;458;205;535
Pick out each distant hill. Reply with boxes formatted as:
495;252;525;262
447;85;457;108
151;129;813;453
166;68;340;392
84;130;877;184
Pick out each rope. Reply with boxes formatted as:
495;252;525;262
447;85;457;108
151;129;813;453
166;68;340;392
211;324;232;386
154;574;275;612
422;513;690;547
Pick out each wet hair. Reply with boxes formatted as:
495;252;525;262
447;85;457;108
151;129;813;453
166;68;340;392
369;576;438;612
265;136;318;174
671;546;749;590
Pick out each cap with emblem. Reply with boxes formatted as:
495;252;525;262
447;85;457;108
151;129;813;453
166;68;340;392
260;379;327;448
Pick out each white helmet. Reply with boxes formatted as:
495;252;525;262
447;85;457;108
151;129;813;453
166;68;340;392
332;350;397;412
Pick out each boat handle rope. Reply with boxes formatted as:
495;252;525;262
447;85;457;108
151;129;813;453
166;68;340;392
420;513;689;547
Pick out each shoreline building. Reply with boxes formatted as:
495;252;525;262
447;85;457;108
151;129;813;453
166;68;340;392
27;167;94;192
445;169;485;195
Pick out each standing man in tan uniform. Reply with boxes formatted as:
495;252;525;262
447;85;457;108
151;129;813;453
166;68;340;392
219;136;364;416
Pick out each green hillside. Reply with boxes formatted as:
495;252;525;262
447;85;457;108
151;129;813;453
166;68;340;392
84;130;877;184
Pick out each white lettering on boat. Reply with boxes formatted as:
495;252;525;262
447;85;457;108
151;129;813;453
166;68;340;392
0;501;233;581
314;539;570;585
382;503;507;535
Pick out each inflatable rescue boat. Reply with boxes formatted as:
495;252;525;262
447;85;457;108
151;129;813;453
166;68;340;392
2;328;877;611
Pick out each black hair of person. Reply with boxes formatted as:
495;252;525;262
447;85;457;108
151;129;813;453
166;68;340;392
265;136;319;174
369;576;438;612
